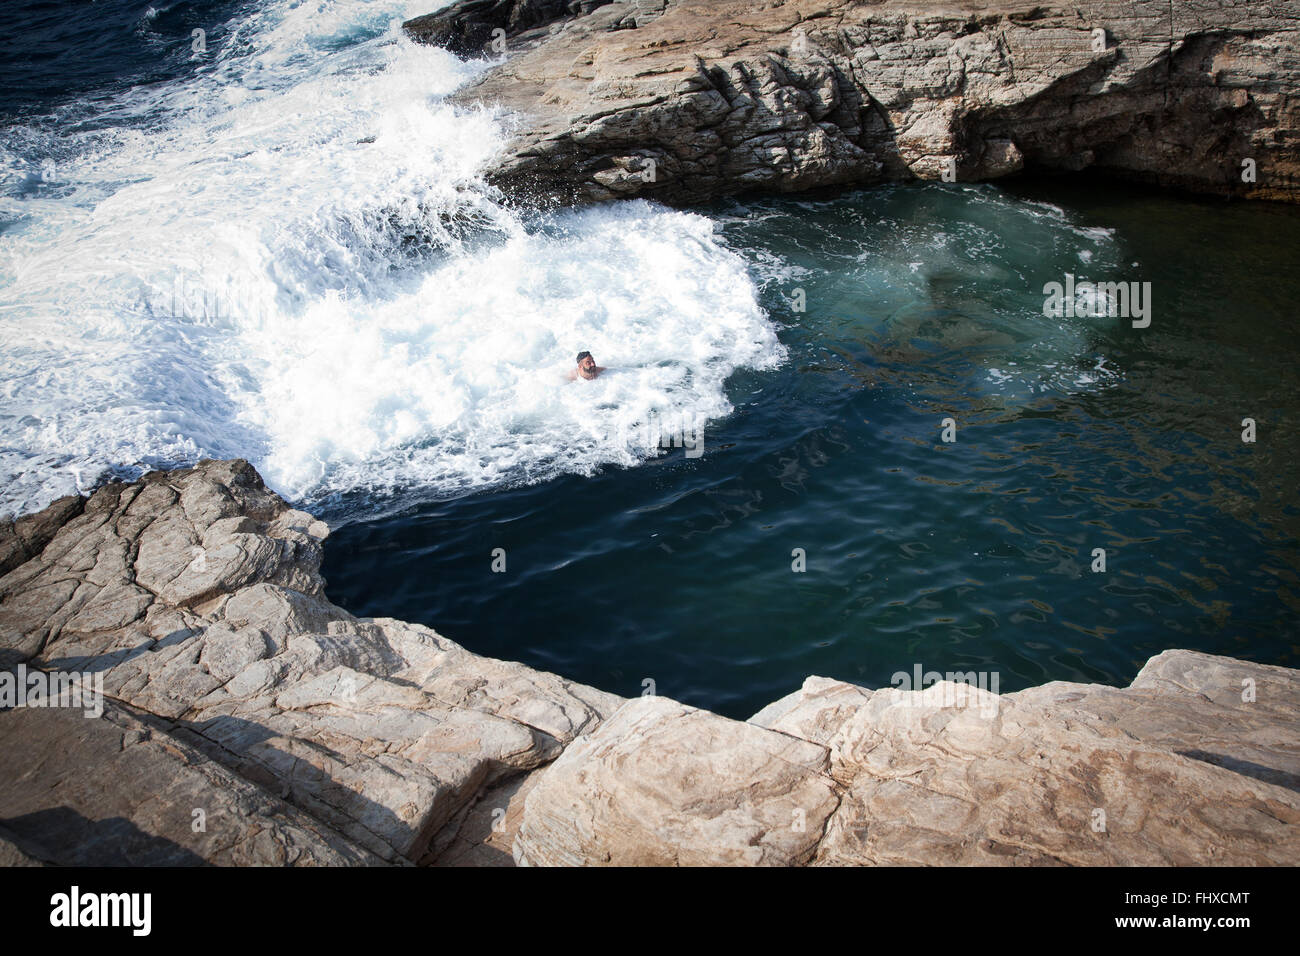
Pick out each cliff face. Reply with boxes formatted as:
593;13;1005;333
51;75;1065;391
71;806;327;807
1;462;1297;866
406;0;1300;204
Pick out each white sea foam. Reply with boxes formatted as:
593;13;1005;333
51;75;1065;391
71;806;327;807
0;0;783;517
238;200;783;503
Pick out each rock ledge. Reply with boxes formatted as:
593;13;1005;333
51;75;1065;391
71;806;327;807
408;0;1300;205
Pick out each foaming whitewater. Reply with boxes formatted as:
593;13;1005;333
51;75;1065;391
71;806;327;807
0;0;783;518
242;201;783;506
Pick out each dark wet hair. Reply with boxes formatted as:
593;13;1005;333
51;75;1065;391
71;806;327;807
576;351;592;363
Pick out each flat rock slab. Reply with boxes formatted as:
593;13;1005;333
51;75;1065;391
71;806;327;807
1013;651;1300;795
0;700;383;866
514;695;841;865
751;654;1300;866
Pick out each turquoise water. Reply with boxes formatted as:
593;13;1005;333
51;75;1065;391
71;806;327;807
324;179;1300;719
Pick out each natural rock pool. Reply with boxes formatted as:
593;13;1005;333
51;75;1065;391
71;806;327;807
2;0;1294;721
324;178;1300;719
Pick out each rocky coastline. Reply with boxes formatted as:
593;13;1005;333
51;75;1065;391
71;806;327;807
2;0;1298;867
1;460;1296;865
406;0;1300;206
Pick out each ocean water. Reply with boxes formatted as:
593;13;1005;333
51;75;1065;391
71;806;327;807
1;0;780;516
3;1;1297;718
326;181;1300;717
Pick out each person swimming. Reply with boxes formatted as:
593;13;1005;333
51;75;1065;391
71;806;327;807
567;350;606;381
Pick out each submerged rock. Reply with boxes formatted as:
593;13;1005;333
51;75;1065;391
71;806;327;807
0;461;1295;866
405;0;1300;204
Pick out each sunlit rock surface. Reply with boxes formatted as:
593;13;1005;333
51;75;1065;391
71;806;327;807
406;0;1300;204
0;460;622;864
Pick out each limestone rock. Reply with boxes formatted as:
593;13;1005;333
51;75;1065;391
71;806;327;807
746;657;1300;866
0;459;624;865
0;701;384;865
513;695;841;865
813;675;1300;865
425;769;544;866
0;494;83;578
0;830;46;866
409;0;1300;204
514;651;1298;866
749;675;875;747
1014;650;1300;794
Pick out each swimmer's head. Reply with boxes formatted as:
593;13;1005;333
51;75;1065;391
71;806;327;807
576;351;595;374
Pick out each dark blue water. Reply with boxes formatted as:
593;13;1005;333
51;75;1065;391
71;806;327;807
0;1;241;115
324;180;1300;719
4;2;1297;721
